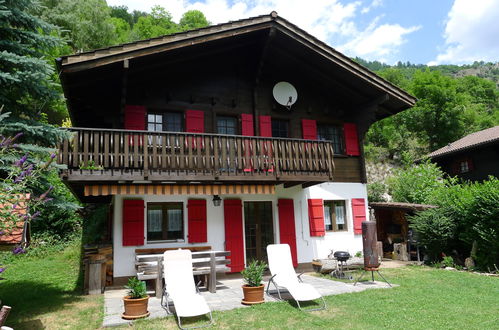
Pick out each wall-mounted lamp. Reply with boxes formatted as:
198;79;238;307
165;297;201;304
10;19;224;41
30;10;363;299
212;195;222;207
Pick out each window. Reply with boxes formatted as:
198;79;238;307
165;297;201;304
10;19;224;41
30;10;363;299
324;200;347;232
217;116;237;135
164;112;183;132
271;119;289;138
459;160;469;173
317;125;344;154
147;202;184;241
147;114;163;132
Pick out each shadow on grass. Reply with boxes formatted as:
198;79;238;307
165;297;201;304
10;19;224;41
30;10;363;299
0;280;87;328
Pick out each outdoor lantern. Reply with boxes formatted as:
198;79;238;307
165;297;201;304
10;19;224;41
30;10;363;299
212;195;221;207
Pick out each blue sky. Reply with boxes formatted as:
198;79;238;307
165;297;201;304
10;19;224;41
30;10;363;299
106;0;499;65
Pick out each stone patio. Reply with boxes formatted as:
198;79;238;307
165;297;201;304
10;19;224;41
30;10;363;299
103;274;394;327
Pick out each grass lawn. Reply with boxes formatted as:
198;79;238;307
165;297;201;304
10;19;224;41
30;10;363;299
0;241;102;329
1;242;498;329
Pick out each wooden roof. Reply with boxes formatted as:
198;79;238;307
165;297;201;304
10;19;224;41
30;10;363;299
427;126;499;159
57;11;416;110
369;202;437;211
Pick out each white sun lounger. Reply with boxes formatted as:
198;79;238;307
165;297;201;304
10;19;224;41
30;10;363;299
162;249;213;329
266;244;326;311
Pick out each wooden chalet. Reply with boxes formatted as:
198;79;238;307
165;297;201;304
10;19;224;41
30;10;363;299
427;126;499;181
56;12;415;280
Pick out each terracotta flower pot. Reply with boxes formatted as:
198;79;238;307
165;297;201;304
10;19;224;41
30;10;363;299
122;296;150;320
241;284;265;305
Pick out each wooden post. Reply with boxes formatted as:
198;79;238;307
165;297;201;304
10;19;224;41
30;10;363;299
209;252;217;293
155;257;163;299
88;254;106;295
0;305;12;327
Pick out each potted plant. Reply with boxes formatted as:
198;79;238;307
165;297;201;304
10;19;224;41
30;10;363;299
122;277;149;319
241;260;267;305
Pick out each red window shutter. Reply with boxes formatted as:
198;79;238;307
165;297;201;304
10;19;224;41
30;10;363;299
352;198;366;234
187;199;207;243
124;105;146;130
241;114;254;136
344;123;360;156
278;199;298;267
308;199;325;237
122;199;144;246
224;199;244;272
302;119;317;140
259;116;272;137
467;157;474;171
185;110;204;133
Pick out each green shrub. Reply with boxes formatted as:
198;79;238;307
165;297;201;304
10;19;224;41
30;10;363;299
125;277;147;299
442;256;455;268
368;181;387;202
388;160;447;204
82;204;110;244
241;260;266;287
410;208;456;260
410;177;499;270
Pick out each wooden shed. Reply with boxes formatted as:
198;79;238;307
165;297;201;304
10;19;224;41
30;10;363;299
369;202;436;261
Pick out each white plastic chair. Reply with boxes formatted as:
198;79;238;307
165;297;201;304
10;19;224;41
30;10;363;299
162;249;213;329
266;244;326;311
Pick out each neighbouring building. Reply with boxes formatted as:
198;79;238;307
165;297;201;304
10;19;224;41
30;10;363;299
427;126;499;181
56;12;416;281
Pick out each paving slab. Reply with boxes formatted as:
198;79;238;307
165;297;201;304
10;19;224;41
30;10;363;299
103;275;394;327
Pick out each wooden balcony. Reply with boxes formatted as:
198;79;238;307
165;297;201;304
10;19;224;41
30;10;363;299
58;128;335;184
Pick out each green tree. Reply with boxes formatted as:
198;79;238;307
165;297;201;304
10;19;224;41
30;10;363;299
409;70;466;150
179;10;209;31
132;5;178;40
110;5;133;26
388;160;448;204
109;17;131;45
0;0;62;116
41;0;115;51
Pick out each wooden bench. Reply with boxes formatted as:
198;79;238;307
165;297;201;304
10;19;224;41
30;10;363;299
135;246;212;255
135;248;230;297
135;246;213;278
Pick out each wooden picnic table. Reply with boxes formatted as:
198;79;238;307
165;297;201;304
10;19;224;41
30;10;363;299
135;250;231;297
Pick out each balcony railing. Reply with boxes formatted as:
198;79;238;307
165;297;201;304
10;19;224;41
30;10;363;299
58;128;335;182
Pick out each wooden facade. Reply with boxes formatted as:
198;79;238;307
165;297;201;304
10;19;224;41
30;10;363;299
56;12;416;201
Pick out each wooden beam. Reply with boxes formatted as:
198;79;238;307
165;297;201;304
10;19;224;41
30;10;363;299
302;182;323;189
62;23;273;73
120;60;129;127
283;182;304;188
253;28;276;136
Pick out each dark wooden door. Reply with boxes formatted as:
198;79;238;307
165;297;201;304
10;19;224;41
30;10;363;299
244;201;274;263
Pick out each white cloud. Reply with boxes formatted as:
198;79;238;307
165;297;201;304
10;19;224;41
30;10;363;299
338;17;420;62
107;0;420;61
361;0;383;14
430;0;499;65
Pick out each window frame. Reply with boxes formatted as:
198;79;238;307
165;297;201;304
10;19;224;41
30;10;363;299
216;115;238;135
147;113;163;132
317;124;345;155
271;119;290;138
164;111;183;132
146;202;184;243
459;160;470;173
146;111;184;133
323;200;347;232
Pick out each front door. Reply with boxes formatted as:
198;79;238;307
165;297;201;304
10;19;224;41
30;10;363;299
244;201;274;263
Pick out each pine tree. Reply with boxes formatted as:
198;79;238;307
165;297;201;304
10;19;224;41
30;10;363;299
0;0;61;116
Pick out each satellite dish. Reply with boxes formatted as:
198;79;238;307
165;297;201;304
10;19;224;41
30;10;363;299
273;81;298;110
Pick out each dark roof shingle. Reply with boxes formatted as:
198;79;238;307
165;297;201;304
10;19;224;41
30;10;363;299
427;126;499;159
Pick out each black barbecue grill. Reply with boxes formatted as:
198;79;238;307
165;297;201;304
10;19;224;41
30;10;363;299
332;251;352;279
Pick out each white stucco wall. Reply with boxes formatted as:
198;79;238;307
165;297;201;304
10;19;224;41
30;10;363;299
113;182;368;277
